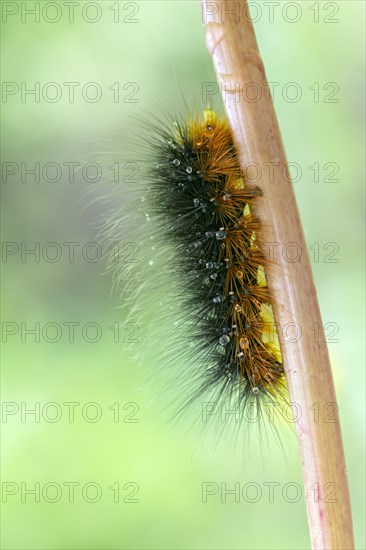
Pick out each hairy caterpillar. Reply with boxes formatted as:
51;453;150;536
103;106;287;422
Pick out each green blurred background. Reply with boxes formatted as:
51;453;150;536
1;1;365;549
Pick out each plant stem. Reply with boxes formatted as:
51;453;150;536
201;1;354;548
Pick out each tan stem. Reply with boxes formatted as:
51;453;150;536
201;1;354;548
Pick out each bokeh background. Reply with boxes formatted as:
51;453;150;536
1;1;365;549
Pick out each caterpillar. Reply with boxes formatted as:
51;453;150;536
104;105;288;423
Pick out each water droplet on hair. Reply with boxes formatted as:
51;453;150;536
149;260;154;266
216;229;226;240
205;231;214;238
210;273;217;280
252;387;259;395
219;334;230;346
193;198;200;207
213;295;221;304
240;336;249;350
234;304;242;312
186;166;193;174
172;159;180;166
206;262;213;269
